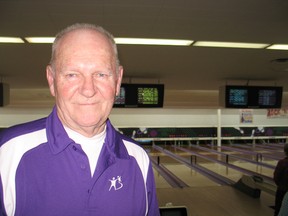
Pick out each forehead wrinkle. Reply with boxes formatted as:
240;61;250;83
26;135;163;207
55;32;115;72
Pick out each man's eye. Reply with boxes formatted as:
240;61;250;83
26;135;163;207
66;73;78;78
95;72;111;78
98;73;106;77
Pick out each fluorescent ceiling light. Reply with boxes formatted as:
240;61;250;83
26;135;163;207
115;38;193;46
193;41;269;49
25;37;55;43
0;37;24;43
266;44;288;50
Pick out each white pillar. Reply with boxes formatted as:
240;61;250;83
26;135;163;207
217;109;221;147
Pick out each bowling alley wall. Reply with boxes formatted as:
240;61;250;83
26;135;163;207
0;108;287;143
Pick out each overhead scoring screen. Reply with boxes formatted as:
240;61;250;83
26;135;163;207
228;88;248;106
138;87;159;105
114;84;164;108
258;89;277;106
223;85;283;108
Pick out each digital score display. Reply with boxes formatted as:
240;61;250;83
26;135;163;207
138;87;159;105
258;89;277;106
114;84;164;108
228;88;248;106
223;85;283;109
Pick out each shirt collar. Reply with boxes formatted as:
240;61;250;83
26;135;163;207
46;107;75;154
45;106;129;159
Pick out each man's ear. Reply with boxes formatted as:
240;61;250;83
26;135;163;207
46;65;56;97
115;66;123;96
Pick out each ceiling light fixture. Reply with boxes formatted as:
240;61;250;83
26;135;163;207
193;41;269;49
25;37;55;43
0;37;24;43
266;44;288;50
115;38;193;46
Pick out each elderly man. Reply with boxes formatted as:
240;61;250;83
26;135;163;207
0;23;159;216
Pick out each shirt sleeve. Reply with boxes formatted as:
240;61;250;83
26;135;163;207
146;162;160;216
0;176;7;216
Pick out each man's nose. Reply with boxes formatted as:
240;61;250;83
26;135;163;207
80;76;97;97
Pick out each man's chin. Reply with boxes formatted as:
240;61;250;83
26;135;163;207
78;117;106;128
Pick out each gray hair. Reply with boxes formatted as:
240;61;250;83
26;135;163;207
49;23;120;73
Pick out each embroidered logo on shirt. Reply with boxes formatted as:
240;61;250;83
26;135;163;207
109;176;123;191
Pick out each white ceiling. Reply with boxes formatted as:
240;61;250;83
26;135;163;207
1;0;288;107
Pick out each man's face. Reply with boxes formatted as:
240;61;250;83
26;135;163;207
46;30;123;136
